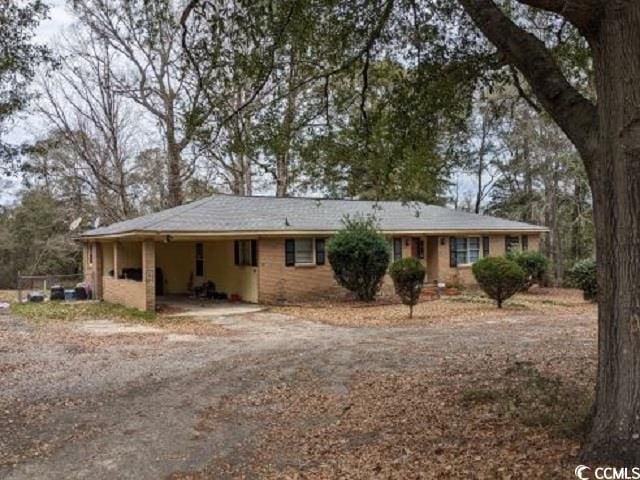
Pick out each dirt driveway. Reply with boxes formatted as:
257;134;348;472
0;296;596;479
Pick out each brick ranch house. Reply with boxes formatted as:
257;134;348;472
79;195;547;312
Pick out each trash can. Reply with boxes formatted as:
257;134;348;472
28;291;45;303
50;285;65;301
75;286;87;300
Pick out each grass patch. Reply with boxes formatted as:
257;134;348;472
447;294;528;309
447;294;490;304
503;362;592;439
536;299;576;307
459;362;592;440
11;301;155;323
460;388;500;404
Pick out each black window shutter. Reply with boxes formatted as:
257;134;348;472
234;240;240;265
285;239;295;266
482;236;490;257
449;237;457;268
196;243;204;276
315;238;325;265
505;236;509;252
522;235;529;251
251;240;258;266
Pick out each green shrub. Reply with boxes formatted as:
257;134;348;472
389;257;426;318
472;257;525;308
568;259;597;301
506;250;550;290
327;216;390;301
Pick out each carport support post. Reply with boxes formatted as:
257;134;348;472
142;240;156;312
113;242;119;278
92;242;103;300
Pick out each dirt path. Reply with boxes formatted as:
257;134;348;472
0;306;596;479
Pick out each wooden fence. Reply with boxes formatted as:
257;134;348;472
16;273;84;302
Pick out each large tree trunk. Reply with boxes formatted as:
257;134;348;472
581;2;640;464
457;0;640;465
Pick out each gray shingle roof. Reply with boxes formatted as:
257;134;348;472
81;194;547;237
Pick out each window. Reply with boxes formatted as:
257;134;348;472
505;236;521;252
450;236;482;266
522;235;529;251
393;238;402;261
285;238;319;266
468;237;480;263
195;243;204;276
234;240;257;266
88;243;93;265
295;238;314;264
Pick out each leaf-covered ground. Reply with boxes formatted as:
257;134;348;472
1;288;597;479
271;287;593;327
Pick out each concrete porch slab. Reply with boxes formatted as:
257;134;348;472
157;297;264;318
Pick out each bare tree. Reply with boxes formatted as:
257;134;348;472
71;0;211;207
36;31;140;221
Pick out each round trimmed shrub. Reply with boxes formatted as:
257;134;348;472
389;257;426;318
472;256;525;308
506;250;550;290
327;217;390;301
568;259;597;301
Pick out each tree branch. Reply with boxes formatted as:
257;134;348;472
459;0;599;178
515;0;603;37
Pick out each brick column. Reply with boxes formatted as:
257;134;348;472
113;242;120;278
92;242;103;300
142;240;156;312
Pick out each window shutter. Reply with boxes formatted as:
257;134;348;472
251;240;258;266
315;238;325;265
285;239;295;266
482;236;490;257
449;237;457;268
505;236;509;252
522;235;529;251
234;240;240;265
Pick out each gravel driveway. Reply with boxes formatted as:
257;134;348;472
0;305;596;479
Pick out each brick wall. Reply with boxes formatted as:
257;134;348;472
142;241;155;312
256;233;543;301
84;240;155;312
103;277;147;311
433;233;542;286
258;237;344;303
